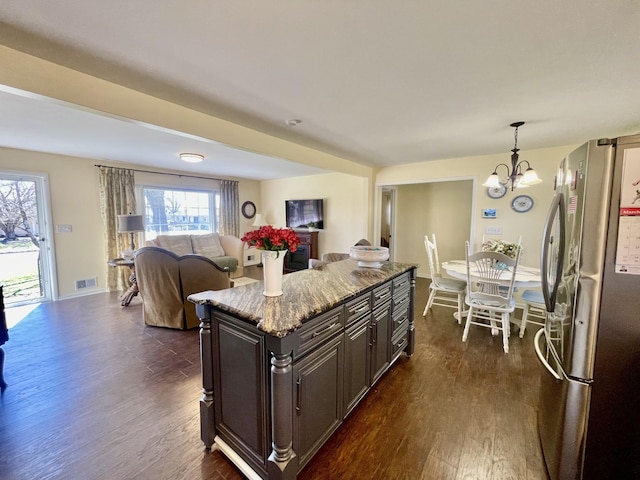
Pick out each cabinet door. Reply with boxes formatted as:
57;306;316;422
293;334;344;469
343;315;371;416
370;301;391;386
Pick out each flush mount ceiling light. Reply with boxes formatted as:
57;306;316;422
179;152;204;163
483;121;542;191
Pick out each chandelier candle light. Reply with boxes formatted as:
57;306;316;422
241;226;300;296
483;121;542;191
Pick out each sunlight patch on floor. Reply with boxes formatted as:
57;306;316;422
5;304;38;329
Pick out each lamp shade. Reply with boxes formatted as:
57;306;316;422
117;214;144;233
482;172;502;188
252;214;267;227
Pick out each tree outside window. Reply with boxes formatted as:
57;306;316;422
142;187;219;240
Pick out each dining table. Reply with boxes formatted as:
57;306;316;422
441;260;542;323
441;260;542;288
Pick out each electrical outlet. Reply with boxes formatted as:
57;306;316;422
485;226;503;235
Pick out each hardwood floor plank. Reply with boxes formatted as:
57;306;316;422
0;278;549;480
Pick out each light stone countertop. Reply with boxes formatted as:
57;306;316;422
188;259;416;338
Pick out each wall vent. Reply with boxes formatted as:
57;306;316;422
75;277;97;290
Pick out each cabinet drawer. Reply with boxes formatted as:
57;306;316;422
391;329;409;359
295;307;344;360
345;294;371;326
392;305;409;334
393;286;410;313
393;272;411;291
372;282;393;308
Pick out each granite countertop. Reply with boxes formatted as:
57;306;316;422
188;259;416;338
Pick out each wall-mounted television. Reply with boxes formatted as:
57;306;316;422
285;199;324;230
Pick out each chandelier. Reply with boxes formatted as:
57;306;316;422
483;121;541;191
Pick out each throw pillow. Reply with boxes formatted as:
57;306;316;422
191;233;225;258
156;235;193;257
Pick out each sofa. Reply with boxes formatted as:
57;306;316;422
134;246;232;329
145;233;244;278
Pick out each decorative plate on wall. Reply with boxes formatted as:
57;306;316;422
511;195;534;213
487;185;507;199
241;201;256;219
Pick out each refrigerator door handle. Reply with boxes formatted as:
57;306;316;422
534;327;562;381
541;193;565;312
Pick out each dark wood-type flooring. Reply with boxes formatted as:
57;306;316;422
0;270;549;480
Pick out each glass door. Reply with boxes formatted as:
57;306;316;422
0;172;55;306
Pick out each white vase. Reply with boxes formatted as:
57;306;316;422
262;250;287;296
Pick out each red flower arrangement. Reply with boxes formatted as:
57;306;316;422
241;225;300;253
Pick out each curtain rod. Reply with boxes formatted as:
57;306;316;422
94;164;232;182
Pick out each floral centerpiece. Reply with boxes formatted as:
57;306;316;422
242;226;300;296
481;239;521;259
241;225;300;256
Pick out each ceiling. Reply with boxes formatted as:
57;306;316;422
1;1;640;180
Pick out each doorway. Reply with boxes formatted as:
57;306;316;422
0;171;56;306
380;188;395;257
376;179;475;278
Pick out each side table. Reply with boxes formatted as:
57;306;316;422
108;258;138;306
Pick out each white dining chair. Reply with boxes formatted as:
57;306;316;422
423;234;466;323
519;288;566;358
518;289;546;338
462;241;521;353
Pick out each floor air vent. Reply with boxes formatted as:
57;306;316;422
75;277;97;290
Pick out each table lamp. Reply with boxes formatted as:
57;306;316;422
117;214;145;256
252;214;267;228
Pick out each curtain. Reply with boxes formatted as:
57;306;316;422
219;180;239;237
98;166;137;292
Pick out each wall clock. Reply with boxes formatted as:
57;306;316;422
487;185;507;199
241;201;256;219
511;195;534;213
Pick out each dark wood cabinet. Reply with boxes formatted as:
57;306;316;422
193;262;416;480
343;315;371;416
284;230;318;272
370;301;392;386
293;333;344;469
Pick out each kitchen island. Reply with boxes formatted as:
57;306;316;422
189;259;416;480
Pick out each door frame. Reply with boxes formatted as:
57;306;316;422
0;169;58;305
373;176;478;273
380;187;396;261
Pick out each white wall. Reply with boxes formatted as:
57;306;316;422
259;172;370;256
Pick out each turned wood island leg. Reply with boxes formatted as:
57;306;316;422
268;351;297;480
197;305;216;449
405;273;417;356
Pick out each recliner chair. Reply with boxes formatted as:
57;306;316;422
134;246;232;329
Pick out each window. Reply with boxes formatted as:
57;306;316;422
141;186;219;240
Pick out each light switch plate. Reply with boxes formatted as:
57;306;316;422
56;224;72;233
485;226;502;235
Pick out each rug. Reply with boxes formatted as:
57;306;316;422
232;276;259;287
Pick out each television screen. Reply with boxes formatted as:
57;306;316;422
285;199;324;229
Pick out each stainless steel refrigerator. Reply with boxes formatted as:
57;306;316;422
536;134;640;480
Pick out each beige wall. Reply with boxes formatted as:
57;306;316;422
0;147;260;299
376;144;578;268
259;172;371;256
1;142;584;301
393;181;473;277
